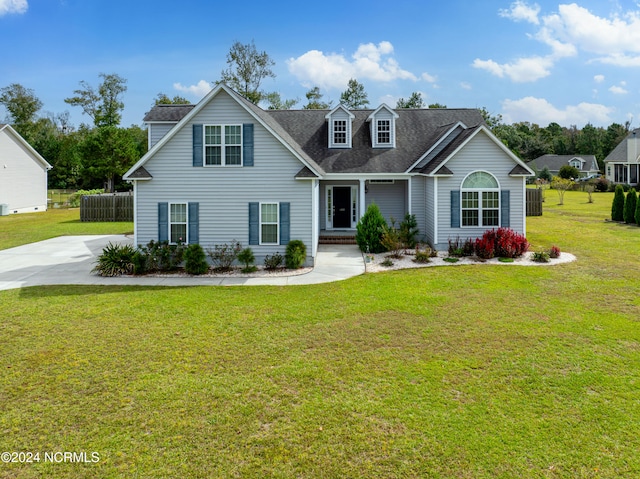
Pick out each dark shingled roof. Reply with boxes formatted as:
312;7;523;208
143;104;196;122
414;126;480;175
528;154;599;173
509;164;532;175
127;166;153;179
604;128;640;164
267;108;485;174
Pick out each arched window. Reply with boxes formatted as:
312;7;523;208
461;171;500;227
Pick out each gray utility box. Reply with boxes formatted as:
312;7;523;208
0;204;8;216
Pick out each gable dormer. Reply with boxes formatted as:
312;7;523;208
325;104;354;148
569;157;585;169
367;104;399;148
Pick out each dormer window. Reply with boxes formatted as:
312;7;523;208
377;120;390;144
569;158;582;169
367;104;398;148
325;105;354;148
333;120;347;145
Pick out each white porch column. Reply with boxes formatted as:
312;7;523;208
359;179;366;219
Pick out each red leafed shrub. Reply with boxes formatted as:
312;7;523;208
549;245;561;259
475;228;529;259
475;234;496;259
494;227;529;258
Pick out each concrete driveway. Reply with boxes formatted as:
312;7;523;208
0;236;365;291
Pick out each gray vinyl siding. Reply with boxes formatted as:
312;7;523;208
434;131;526;249
366;181;407;225
410;176;427;244
424;177;436;247
148;123;176;148
135;90;314;263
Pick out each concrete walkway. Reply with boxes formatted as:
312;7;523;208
0;235;365;291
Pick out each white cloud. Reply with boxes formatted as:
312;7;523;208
472;56;554;82
421;72;437;83
501;96;614;126
594;74;605;83
499;1;541;24
173;80;211;98
0;0;27;15
287;42;419;89
460;82;472;90
609;83;628;94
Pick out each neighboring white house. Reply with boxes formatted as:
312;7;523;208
604;128;640;185
124;84;534;264
0;124;52;215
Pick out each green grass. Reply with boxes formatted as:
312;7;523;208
0;209;132;251
1;191;639;478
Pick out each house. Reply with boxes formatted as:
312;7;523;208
0;124;52;215
528;154;600;179
604;128;640;185
123;84;534;265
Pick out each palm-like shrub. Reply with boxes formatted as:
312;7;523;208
612;184;625;221
624;188;637;224
93;242;136;276
355;203;388;253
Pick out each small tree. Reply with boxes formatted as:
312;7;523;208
355;203;388;253
399;213;419;248
538;166;553;182
623;188;637;224
237;247;256;273
551;176;574;205
340;78;369;109
184;244;209;275
584;183;595;203
612;184;625;221
558;164;580;180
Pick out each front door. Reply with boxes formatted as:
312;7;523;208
333;187;351;228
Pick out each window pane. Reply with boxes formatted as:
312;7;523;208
225;145;241;165
261;203;278;223
462;210;478;226
205;146;221;165
377;120;390;143
170;204;186;223
483;209;499;226
171;224;186;244
334;120;346;144
225;125;241;144
462;171;499;189
482;191;499;208
205;125;221;145
462;191;478;208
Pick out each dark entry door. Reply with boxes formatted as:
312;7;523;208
333;187;351;228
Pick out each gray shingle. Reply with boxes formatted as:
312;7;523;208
143;104;196;122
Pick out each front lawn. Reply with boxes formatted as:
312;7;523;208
1;191;639;478
0;209;133;251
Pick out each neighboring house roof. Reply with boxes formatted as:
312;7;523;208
0;124;52;170
128;84;534;180
604;128;640;164
528;154;599;173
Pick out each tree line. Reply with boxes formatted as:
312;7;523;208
0;41;631;192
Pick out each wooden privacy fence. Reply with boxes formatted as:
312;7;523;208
80;194;133;222
526;188;543;216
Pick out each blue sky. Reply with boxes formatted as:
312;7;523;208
1;0;640;129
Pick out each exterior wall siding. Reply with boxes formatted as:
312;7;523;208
0;130;48;213
424;177;436;247
135;90;314;263
410;176;427;244
365;181;407;225
149;124;175;149
434;132;526;249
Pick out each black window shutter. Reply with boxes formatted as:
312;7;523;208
450;190;460;228
188;202;199;244
158;202;168;242
248;202;259;245
501;190;510;227
243;123;254;167
193;124;203;167
280;202;290;245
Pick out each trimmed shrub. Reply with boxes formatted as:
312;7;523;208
184;244;209;275
399;213;419;248
355;203;388;254
558;165;580;180
93;242;136;276
611;184;625;221
138;240;184;272
207;241;242;271
549;245;561;259
624;188;637;224
532;251;550;263
475;235;495;259
237;247;257;273
494;227;529;258
264;252;284;270
594;177;609;192
285;240;307;269
538;166;553;182
68;188;104;207
636;193;640;226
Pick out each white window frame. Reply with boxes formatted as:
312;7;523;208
169;202;188;244
376;119;391;145
332;119;348;146
204;124;243;167
259;202;279;245
460;171;500;228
